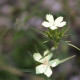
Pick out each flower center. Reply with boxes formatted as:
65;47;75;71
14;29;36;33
43;59;49;66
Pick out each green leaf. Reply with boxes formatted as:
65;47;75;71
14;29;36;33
60;55;76;63
43;40;48;43
61;40;80;51
27;51;34;60
30;27;45;36
67;43;80;51
17;69;35;73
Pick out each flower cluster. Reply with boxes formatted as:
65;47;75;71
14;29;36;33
32;14;76;77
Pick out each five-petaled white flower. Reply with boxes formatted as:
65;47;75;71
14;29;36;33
33;50;61;77
42;14;66;30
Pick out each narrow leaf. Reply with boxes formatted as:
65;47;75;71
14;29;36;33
43;40;48;43
18;69;35;73
61;40;80;51
27;51;34;60
60;55;76;63
68;43;80;51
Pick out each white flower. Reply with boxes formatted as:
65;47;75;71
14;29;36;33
33;50;61;77
42;14;66;30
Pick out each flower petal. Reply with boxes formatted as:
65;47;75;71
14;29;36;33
46;14;54;24
58;21;66;27
33;53;42;62
49;59;61;67
55;16;63;26
40;53;53;63
36;64;47;74
44;50;49;56
44;67;52;77
50;26;57;30
42;21;52;27
46;53;53;61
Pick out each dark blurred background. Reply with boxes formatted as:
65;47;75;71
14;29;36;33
0;0;80;80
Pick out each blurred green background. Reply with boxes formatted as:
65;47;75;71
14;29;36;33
0;0;80;80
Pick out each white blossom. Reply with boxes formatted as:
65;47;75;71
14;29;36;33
42;14;66;30
33;50;61;77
